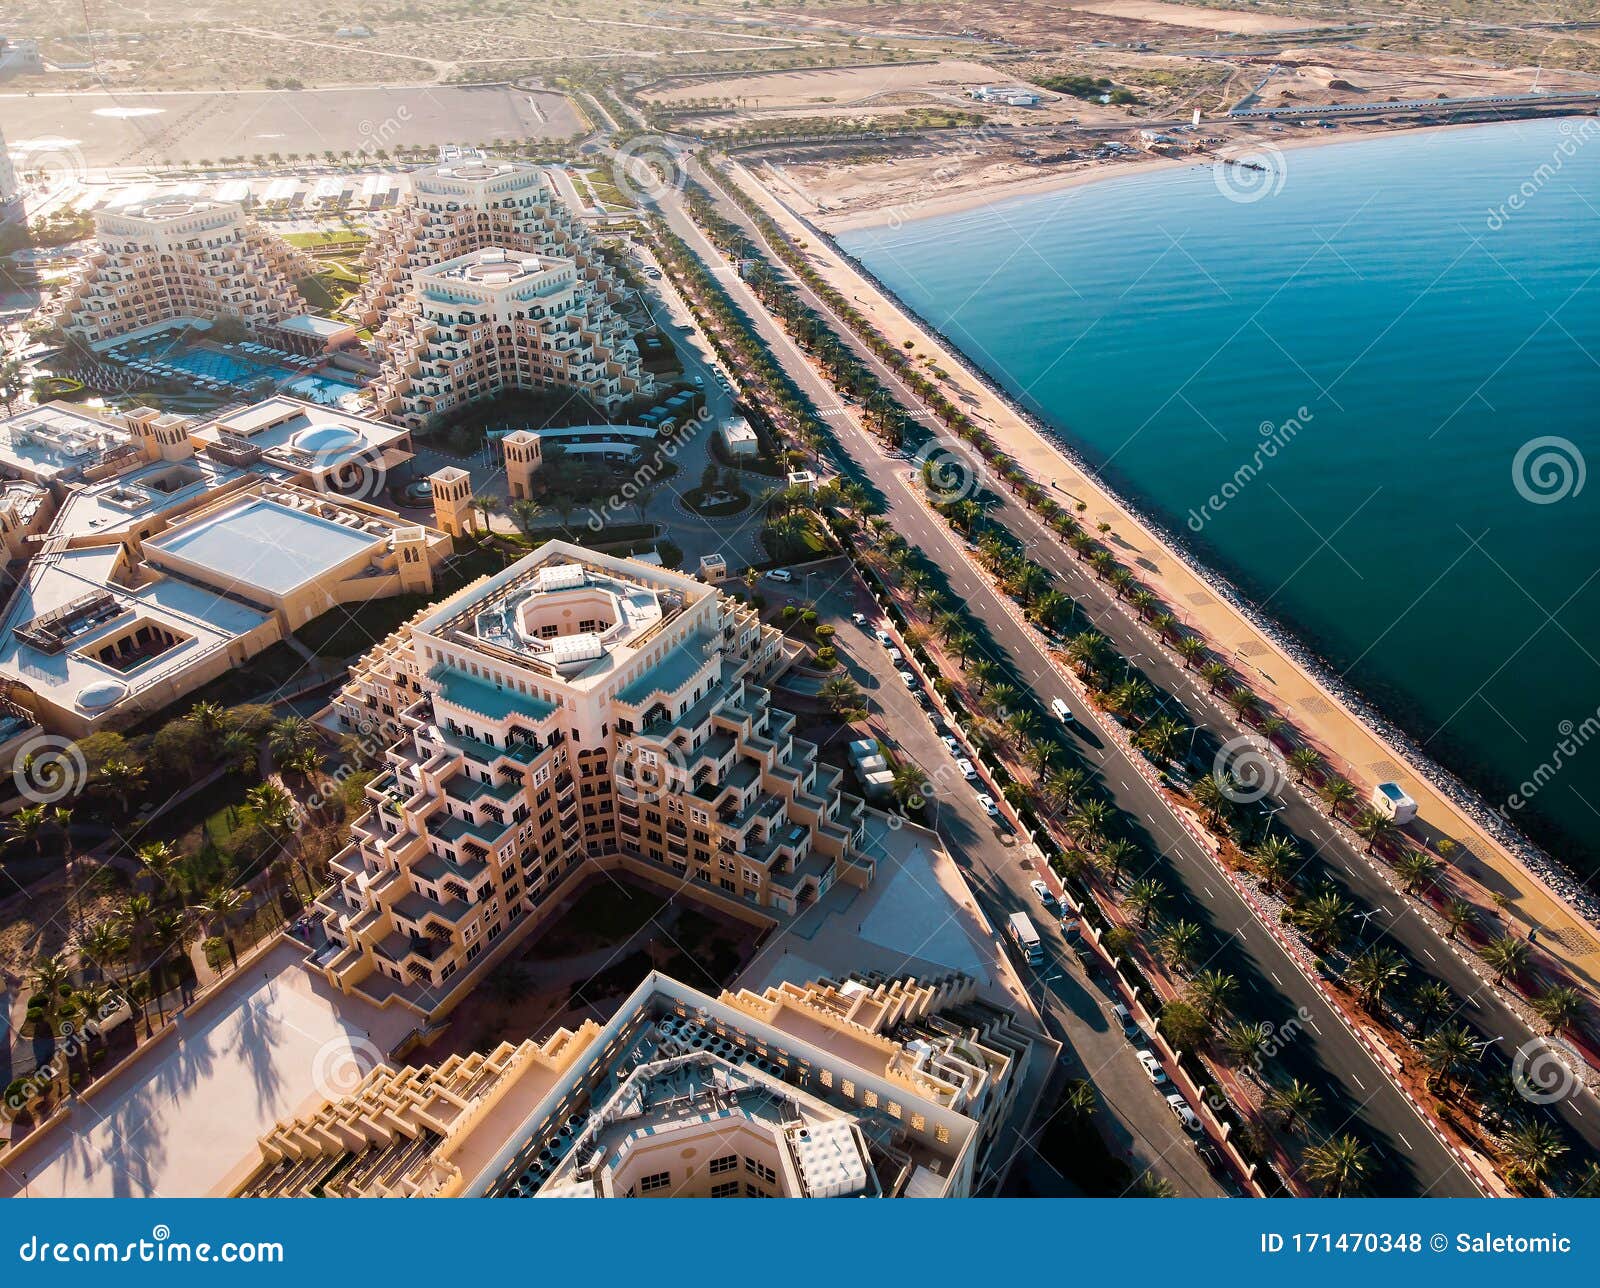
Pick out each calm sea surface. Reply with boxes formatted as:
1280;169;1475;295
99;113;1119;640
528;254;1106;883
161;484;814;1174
839;118;1600;878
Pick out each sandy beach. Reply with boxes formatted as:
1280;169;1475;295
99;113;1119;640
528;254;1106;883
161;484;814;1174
722;140;1600;995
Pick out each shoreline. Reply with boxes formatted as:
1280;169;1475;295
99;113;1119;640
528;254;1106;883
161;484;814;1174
720;146;1600;969
811;119;1514;235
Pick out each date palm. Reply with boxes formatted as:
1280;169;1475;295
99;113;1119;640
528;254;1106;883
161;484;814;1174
1419;1023;1477;1093
1062;1078;1097;1121
1250;834;1299;894
1220;1019;1273;1072
1394;850;1438;894
1157;919;1202;974
1481;934;1530;985
1353;807;1401;854
1530;985;1585;1036
1175;635;1207;670
1303;1134;1371;1196
1293;889;1352;951
1199;660;1231;693
1135;716;1185;764
1098;836;1137;882
1069;799;1114;850
1191;773;1231;827
1506;1120;1566;1192
1124;877;1165;928
1286;746;1321;783
1411;980;1455;1032
1263;1079;1322;1135
1442;897;1477;941
1319;777;1357;820
1347;945;1407;1012
1187;969;1238;1025
1044;767;1087;808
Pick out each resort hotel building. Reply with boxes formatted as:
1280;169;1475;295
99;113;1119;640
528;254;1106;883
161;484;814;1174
315;541;869;1013
230;970;1036;1198
0;397;449;736
48;198;316;348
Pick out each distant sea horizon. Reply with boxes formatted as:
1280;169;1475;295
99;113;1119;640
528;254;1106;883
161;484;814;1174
838;118;1600;882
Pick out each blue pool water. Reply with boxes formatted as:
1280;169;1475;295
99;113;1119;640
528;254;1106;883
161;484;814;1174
839;118;1600;876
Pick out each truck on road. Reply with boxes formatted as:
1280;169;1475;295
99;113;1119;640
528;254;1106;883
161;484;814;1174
1007;911;1044;966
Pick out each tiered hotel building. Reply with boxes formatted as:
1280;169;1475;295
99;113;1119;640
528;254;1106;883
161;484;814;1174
360;151;649;427
316;542;869;1012
48;198;313;347
231;971;1036;1198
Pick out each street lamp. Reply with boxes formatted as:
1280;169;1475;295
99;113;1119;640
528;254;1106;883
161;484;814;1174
1259;803;1285;836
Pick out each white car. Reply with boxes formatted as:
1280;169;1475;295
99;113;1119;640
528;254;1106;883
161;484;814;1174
692;375;704;386
1029;879;1054;905
941;735;961;755
956;757;977;781
897;669;918;688
873;629;893;646
885;647;903;665
977;793;1000;818
1136;1050;1169;1086
1111;1002;1141;1039
1166;1093;1203;1135
764;569;793;583
851;613;868;627
1050;697;1074;723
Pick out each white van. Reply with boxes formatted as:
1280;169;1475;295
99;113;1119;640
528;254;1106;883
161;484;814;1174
1050;698;1074;723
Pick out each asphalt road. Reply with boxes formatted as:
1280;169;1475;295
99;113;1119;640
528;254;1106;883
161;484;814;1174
650;164;1483;1196
771;567;1229;1197
681;156;1600;1171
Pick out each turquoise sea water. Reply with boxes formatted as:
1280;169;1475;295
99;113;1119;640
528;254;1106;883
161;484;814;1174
839;118;1600;878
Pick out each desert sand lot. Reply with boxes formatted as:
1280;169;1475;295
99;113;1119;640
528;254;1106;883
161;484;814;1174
642;58;1010;110
0;85;579;168
1063;1;1333;32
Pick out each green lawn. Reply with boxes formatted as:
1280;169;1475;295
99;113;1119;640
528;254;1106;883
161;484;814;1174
283;229;369;249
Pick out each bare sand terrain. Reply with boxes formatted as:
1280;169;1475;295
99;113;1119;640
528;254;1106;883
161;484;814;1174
641;58;1014;110
1062;0;1333;32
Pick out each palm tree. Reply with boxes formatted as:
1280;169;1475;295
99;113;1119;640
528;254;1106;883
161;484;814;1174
1572;1159;1600;1198
1069;799;1114;851
1442;898;1477;941
1021;738;1056;777
1157;919;1202;974
818;674;865;720
136;841;180;896
80;920;127;983
1286;747;1321;783
470;493;502;533
5;804;47;855
96;759;147;813
1320;777;1357;820
1175;636;1207;670
1347;945;1407;1012
1420;1023;1477;1092
1505;1120;1566;1192
1250;834;1299;894
1220;1019;1273;1071
1411;980;1455;1032
1191;774;1231;826
1061;1078;1097;1121
1124;877;1164;928
1353;808;1401;854
1135;716;1185;763
267;716;316;765
1098;836;1137;882
1531;985;1585;1036
1187;969;1238;1025
1293;889;1352;950
1481;934;1530;985
1264;1079;1322;1135
1303;1134;1371;1196
1199;660;1231;693
1395;850;1437;895
1044;767;1087;809
219;728;258;776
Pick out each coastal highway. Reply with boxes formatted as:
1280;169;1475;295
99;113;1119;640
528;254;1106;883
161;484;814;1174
647;160;1482;1195
675;158;1600;1172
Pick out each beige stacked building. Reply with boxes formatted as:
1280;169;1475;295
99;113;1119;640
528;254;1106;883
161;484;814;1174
316;541;869;1012
49;198;313;347
230;971;1036;1198
360;151;649;428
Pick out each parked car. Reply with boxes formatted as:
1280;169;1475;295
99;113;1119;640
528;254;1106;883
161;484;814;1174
873;629;893;646
897;669;918;688
885;647;903;665
956;757;977;781
764;569;793;583
1029;879;1054;905
851;612;868;627
1166;1093;1203;1135
1136;1050;1169;1086
692;374;704;386
977;793;1000;818
941;735;961;755
1110;1002;1141;1040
